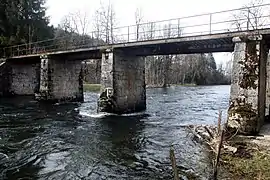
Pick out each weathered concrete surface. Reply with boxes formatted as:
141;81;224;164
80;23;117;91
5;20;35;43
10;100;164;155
9;62;40;95
98;49;146;114
36;55;83;102
0;61;11;96
227;36;268;134
265;53;270;117
0;59;40;96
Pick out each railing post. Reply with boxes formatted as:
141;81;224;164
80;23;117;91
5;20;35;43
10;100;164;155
111;28;114;44
92;31;94;46
178;18;181;37
209;13;212;34
65;37;68;50
247;7;250;30
128;26;130;42
168;22;171;38
150;22;154;40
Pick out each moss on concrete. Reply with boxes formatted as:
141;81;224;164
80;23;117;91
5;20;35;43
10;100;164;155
227;95;258;135
238;41;259;89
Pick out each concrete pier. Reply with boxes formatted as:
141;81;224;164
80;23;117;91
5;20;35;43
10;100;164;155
98;49;146;114
227;35;269;134
36;55;83;102
0;61;11;96
0;59;40;96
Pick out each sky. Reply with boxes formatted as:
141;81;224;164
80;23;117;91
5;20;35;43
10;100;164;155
45;0;270;65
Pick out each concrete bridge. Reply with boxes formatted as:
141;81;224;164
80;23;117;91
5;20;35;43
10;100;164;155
1;4;270;135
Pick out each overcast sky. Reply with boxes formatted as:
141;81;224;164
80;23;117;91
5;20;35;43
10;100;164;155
46;0;253;26
45;0;270;64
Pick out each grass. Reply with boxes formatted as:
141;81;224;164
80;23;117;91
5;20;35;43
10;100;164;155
220;142;270;180
83;84;101;92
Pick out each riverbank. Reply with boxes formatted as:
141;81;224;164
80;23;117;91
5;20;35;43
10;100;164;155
191;123;270;179
219;124;270;179
83;83;231;92
83;83;199;92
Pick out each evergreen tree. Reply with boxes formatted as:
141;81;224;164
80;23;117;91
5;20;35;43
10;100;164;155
0;0;54;47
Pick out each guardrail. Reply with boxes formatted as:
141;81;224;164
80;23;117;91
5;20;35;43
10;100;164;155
2;3;270;58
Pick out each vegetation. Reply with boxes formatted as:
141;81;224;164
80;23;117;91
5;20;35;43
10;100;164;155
0;0;231;86
145;53;231;87
222;145;270;179
0;0;54;48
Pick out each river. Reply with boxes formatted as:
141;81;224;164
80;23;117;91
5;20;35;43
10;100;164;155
0;85;230;180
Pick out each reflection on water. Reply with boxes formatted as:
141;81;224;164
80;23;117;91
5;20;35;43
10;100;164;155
0;85;230;179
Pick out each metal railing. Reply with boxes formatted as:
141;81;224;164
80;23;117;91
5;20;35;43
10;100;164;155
2;3;270;58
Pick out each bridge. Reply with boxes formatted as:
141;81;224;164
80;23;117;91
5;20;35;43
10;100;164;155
1;4;270;135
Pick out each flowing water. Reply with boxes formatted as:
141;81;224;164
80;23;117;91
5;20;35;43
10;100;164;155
0;85;230;180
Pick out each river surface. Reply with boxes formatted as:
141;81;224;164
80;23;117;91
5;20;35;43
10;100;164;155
0;85;230;180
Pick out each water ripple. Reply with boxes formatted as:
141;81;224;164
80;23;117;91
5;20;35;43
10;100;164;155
0;85;230;180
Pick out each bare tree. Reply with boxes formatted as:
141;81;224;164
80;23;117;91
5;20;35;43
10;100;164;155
94;1;117;43
60;10;90;35
142;22;156;40
162;23;177;87
93;10;102;40
135;7;144;40
232;0;268;31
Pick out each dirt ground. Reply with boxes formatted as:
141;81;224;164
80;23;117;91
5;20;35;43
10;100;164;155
219;123;270;180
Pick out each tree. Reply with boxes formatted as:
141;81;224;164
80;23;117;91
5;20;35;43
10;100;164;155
60;10;90;35
135;7;143;41
206;53;217;70
232;0;266;30
0;0;54;56
94;0;117;44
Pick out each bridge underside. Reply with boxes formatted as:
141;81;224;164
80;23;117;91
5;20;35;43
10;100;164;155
119;37;234;56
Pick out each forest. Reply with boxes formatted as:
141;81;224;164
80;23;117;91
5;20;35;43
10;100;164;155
0;0;231;86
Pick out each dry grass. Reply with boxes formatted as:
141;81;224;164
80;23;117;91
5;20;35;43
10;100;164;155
186;111;270;179
221;142;270;180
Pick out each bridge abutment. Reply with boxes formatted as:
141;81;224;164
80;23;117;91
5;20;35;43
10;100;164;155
98;49;146;114
227;36;268;134
35;55;83;102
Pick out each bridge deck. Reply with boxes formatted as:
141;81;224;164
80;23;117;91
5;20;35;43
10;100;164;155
3;29;270;61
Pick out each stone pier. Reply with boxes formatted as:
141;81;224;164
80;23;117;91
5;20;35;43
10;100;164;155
0;59;40;96
0;61;11;96
35;55;83;102
227;35;269;134
265;53;270;118
98;49;146;114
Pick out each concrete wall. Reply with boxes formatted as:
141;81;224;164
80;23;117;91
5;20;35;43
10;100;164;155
98;49;146;114
114;50;146;113
50;58;83;101
37;55;83;102
265;52;270;116
0;62;11;96
227;36;268;134
9;62;40;95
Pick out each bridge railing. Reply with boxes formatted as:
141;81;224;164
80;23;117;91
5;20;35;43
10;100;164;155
2;3;270;58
